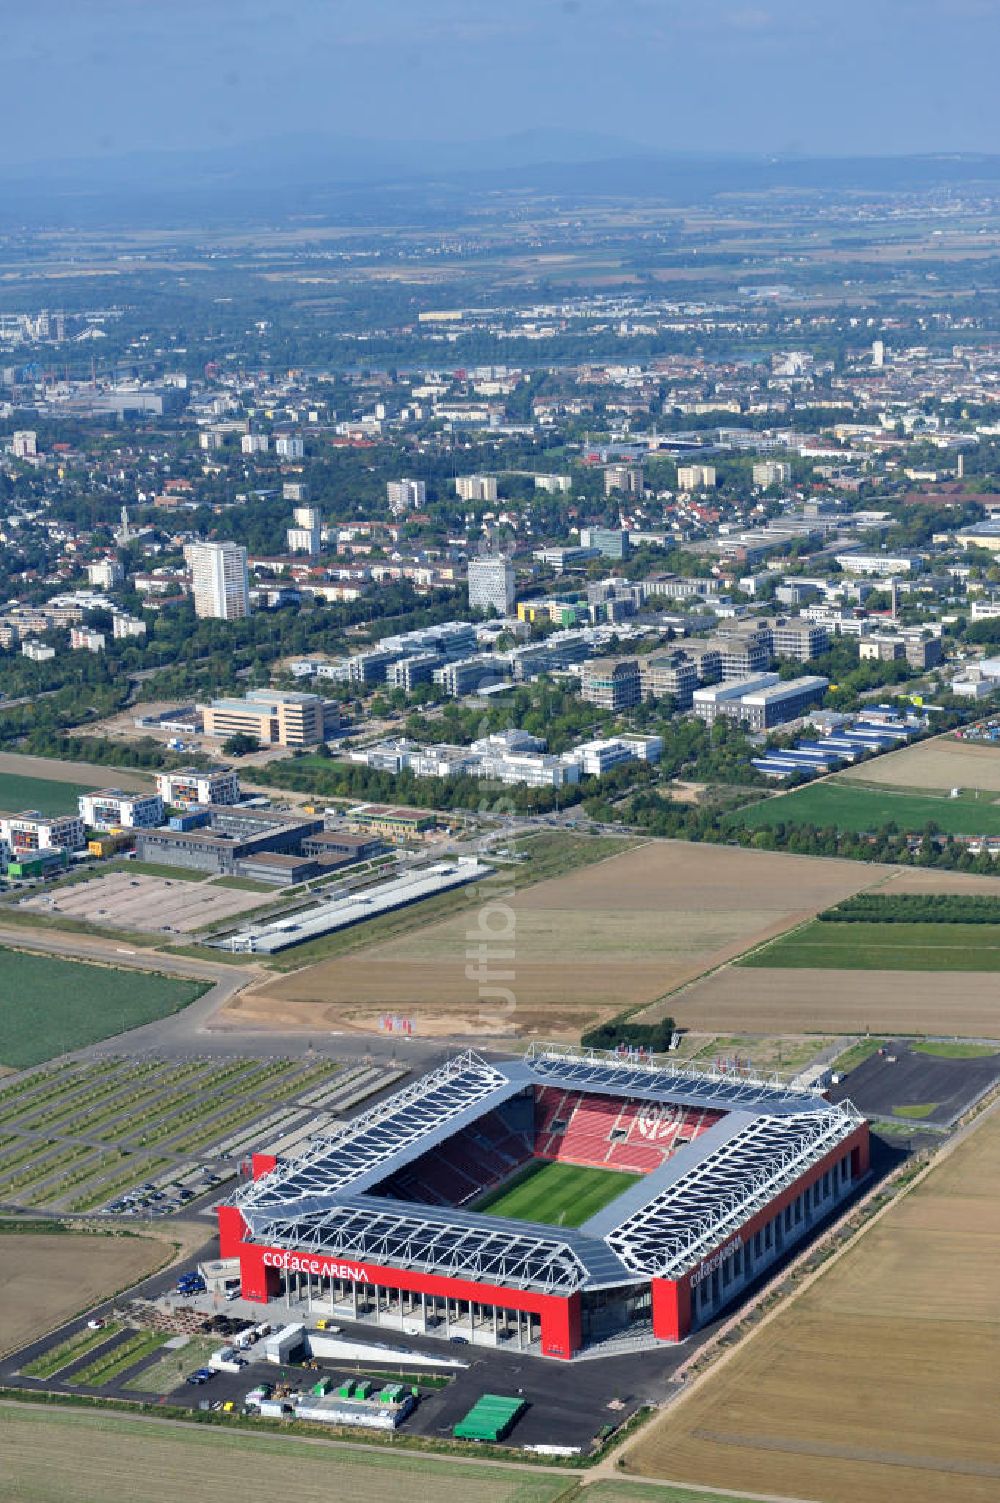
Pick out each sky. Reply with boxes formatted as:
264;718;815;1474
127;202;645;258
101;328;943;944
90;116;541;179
5;0;1000;169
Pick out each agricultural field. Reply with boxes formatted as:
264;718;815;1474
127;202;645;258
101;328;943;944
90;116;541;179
0;1233;165;1358
651;967;1000;1039
625;1103;1000;1503
838;735;1000;793
238;839;885;1040
0;750;151;803
476;1161;640;1228
741;920;1000;971
0;771;98;817
730;779;1000;837
0;949;208;1068
0;1406;579;1503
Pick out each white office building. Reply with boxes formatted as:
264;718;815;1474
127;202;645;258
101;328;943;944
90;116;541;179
189;542;251;621
468;556;515;616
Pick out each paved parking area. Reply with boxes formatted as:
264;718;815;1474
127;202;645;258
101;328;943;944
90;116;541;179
24;871;274;935
830;1040;1000;1126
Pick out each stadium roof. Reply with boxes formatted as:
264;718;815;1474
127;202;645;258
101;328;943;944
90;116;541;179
232;1047;864;1292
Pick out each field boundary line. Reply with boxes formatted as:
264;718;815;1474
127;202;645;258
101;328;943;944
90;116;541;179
616;1088;1000;1485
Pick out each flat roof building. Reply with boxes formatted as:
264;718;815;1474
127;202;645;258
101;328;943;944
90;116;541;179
78;788;164;831
201;689;334;748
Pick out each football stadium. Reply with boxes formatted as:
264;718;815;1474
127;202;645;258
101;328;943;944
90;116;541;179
218;1047;869;1360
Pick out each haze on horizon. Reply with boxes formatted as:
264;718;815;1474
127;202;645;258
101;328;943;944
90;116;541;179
6;0;1000;173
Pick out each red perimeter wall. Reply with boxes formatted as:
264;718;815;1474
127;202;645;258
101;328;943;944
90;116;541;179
650;1121;870;1341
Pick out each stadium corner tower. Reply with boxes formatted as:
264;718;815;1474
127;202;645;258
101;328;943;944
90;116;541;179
219;1048;869;1359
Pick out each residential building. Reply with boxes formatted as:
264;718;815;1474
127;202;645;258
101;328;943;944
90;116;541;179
154;767;241;808
201;688;335;747
386;478;426;514
276;435;304;459
1;811;86;855
78;789;164;831
580;657;642;712
455;475;498;502
752;460;791;488
241;433;269;454
112;614;147;640
468;555;516;616
87;558;124;590
677;463;717;491
604;464;643;496
708;628;773;679
21;641;55;662
189;541;251;620
286;505;322;555
534;474;572;493
69;627;106;653
12;429;37;458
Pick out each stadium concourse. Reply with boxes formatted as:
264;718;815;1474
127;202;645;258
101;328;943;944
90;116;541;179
218;1048;869;1361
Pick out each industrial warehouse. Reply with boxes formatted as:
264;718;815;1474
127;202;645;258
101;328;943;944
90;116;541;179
219;1048;869;1360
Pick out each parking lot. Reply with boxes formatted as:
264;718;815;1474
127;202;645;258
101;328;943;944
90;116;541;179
22;871;276;935
0;1054;402;1216
829;1041;1000;1127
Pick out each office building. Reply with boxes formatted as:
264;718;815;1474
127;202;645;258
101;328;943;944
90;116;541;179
201;688;334;748
189;541;251;620
580;657;642;713
639;651;700;709
468;555;515;616
135;806;323;877
580;528;629;560
694;674;828;730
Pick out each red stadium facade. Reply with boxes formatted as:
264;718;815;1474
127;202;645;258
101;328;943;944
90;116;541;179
218;1049;869;1359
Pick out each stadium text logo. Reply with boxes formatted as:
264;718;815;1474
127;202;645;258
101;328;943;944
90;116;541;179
262;1251;370;1282
690;1236;742;1288
636;1105;678;1142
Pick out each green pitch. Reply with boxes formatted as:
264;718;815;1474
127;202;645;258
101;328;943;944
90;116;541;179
475;1159;641;1228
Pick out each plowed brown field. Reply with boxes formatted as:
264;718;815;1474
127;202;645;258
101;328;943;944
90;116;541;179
234;842;884;1039
626;1103;1000;1503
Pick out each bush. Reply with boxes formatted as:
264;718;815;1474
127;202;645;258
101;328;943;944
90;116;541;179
580;1017;676;1052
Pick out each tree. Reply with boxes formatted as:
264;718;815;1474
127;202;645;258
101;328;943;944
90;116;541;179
222;733;260;756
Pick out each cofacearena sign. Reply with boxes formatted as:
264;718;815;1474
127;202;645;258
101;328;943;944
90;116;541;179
690;1235;743;1289
262;1250;370;1282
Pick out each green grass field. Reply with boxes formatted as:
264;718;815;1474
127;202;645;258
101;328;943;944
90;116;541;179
740;921;1000;971
0;772;97;817
0;949;209;1068
475;1159;640;1228
729;780;1000;837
